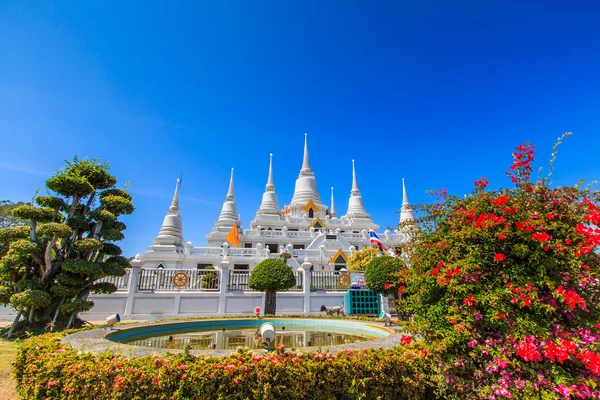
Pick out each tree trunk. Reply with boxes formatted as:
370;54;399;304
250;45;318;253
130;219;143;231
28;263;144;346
6;310;22;338
265;291;277;315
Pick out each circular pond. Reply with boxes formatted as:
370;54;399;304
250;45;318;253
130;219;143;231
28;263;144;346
62;318;401;357
107;318;390;351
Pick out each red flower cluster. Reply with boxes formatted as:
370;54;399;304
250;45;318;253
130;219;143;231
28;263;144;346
491;196;510;206
473;213;506;230
515;336;542;362
463;293;476;307
508;142;535;183
532;231;553;243
515;220;536;232
494;253;506;261
383;283;391;290
400;335;413;346
544;339;577;364
497;232;507;241
474;177;490;188
555;286;587;310
577;350;600;375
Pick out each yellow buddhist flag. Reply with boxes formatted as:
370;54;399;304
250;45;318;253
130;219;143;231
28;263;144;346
225;223;240;247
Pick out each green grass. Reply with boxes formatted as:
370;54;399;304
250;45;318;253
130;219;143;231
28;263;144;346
0;338;19;400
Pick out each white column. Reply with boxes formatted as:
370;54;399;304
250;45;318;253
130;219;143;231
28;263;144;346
300;258;312;315
124;265;141;317
217;257;230;315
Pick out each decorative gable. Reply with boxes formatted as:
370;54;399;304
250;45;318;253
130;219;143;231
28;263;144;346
310;217;325;229
302;198;319;213
331;249;348;264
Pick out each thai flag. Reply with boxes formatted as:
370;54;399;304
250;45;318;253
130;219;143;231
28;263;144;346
369;229;386;251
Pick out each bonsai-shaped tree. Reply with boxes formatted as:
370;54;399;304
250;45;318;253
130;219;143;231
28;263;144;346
0;157;133;336
248;259;296;315
397;134;600;399
364;255;406;315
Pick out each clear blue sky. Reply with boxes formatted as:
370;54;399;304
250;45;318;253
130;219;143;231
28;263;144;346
1;1;599;257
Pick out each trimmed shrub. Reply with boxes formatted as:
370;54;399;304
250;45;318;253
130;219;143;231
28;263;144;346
249;259;297;314
14;331;433;400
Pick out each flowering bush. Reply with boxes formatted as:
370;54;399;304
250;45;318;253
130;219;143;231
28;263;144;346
397;136;600;399
14;331;433;400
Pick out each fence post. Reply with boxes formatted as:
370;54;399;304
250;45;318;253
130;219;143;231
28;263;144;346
217;256;230;315
124;264;141;317
300;258;312;315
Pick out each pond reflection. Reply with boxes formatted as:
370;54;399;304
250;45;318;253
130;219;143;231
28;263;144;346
126;328;370;350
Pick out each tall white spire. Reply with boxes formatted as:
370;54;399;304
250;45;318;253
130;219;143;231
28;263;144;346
300;133;312;175
344;160;370;218
291;134;323;206
155;179;184;246
257;154;281;215
399;178;415;223
217;168;241;226
330;187;337;218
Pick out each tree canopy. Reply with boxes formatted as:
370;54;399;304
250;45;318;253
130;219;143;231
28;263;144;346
249;259;296;315
0;157;133;336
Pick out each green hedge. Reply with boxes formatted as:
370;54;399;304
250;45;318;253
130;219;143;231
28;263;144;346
14;331;433;400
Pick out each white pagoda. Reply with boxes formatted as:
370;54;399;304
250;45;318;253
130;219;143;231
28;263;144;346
134;134;415;272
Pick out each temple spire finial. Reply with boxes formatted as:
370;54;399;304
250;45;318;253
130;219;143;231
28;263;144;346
330;187;337;218
351;159;358;192
169;178;181;213
226;168;235;200
266;153;274;191
301;133;312;174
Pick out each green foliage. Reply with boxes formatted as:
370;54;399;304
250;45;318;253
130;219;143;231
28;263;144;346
248;259;296;292
35;196;65;210
396;139;600;399
100;256;129;276
37;222;73;238
0;200;27;228
12;204;53;222
61;259;102;277
75;238;103;252
100;242;122;256
200;266;219;289
10;290;51;310
14;331;433;400
59;299;94;314
364;255;404;296
0;158;132;333
46;174;94;198
348;246;380;271
64;157;117;190
100;195;134;215
90;282;117;294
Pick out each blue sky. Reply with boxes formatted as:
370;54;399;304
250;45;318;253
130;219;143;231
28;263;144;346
1;1;599;257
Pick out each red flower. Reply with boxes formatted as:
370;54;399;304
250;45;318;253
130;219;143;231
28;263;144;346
496;313;506;319
400;335;412;346
497;232;507;241
494;253;506;261
398;285;405;295
474;177;490;188
437;261;445;267
383;283;391;290
491;196;510;206
463;293;476;307
431;267;441;276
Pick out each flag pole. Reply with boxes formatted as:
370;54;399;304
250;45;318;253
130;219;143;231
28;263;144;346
369;226;373;260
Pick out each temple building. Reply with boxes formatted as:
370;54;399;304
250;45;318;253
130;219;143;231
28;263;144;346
132;135;414;272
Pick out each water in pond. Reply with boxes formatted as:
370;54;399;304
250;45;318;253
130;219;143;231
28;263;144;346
126;328;371;350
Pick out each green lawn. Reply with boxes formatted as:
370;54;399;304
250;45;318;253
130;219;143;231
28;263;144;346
0;338;19;400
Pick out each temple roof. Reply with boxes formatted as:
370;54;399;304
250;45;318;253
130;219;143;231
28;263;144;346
399;178;415;223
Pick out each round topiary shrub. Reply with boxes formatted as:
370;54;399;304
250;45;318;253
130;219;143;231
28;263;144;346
249;259;296;314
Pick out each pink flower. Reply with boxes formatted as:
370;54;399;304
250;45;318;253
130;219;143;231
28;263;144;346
48;380;59;387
